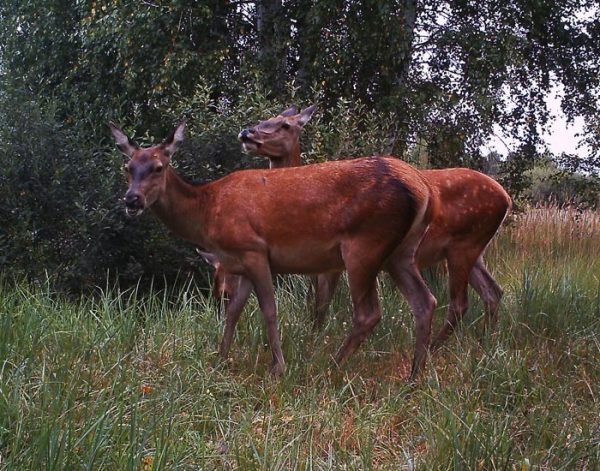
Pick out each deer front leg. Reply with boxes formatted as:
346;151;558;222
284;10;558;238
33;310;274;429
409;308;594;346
313;272;342;329
243;252;286;377
335;277;381;366
430;249;479;351
219;275;253;360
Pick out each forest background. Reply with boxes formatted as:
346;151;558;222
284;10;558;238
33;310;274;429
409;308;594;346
0;0;598;290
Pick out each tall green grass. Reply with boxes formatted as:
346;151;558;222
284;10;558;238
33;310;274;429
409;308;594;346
1;206;599;469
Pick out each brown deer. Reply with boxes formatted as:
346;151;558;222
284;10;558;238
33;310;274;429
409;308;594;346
231;105;512;350
110;120;437;379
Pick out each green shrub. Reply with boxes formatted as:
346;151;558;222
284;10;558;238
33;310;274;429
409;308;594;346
525;162;599;208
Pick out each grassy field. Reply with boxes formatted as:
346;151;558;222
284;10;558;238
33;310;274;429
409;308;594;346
1;206;599;470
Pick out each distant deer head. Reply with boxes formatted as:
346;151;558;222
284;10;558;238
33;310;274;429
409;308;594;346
196;248;234;301
238;105;316;168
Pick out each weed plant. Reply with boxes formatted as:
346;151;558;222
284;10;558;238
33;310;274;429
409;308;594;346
1;206;599;469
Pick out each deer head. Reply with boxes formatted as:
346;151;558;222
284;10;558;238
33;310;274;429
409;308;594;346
109;121;185;216
238;105;316;164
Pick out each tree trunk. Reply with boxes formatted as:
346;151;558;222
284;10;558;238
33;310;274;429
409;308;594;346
256;0;288;96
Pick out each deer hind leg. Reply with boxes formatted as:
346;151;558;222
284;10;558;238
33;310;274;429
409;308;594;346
387;255;437;381
469;257;503;332
219;275;253;360
242;252;286;377
313;272;342;329
430;249;480;351
334;243;385;366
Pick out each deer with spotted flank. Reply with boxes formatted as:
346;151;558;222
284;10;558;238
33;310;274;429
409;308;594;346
207;105;511;355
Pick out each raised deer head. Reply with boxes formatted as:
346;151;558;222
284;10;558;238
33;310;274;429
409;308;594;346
238;105;316;167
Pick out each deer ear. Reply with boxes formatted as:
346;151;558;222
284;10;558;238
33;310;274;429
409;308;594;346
109;122;138;159
196;248;220;269
297;104;317;127
279;106;298;117
163;121;186;156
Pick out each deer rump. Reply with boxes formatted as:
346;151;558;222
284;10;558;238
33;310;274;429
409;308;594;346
201;156;424;276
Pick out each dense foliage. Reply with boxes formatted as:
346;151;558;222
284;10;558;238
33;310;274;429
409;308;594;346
0;0;598;288
524;156;600;207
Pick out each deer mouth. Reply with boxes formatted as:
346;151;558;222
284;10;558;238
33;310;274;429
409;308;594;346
125;205;145;217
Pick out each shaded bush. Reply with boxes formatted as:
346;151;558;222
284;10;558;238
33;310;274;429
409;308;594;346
0;85;178;291
0;82;253;291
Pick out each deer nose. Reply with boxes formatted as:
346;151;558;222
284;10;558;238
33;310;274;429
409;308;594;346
124;192;142;208
238;128;254;140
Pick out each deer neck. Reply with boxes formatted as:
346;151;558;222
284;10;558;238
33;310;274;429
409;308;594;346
268;140;302;169
151;168;212;246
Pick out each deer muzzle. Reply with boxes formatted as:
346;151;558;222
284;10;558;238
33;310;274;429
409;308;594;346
238;128;262;153
124;191;145;217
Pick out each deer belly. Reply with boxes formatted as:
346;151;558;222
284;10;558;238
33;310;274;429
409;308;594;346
416;234;451;268
268;242;343;274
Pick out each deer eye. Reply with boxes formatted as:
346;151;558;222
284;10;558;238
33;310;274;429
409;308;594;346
281;122;290;130
154;164;164;173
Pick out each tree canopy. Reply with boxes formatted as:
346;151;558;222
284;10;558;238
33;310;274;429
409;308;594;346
1;0;598;162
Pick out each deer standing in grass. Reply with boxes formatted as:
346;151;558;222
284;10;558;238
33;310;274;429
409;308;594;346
206;105;512;350
110;120;437;379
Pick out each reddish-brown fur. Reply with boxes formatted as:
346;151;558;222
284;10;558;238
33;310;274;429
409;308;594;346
110;120;437;379
208;106;511;352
